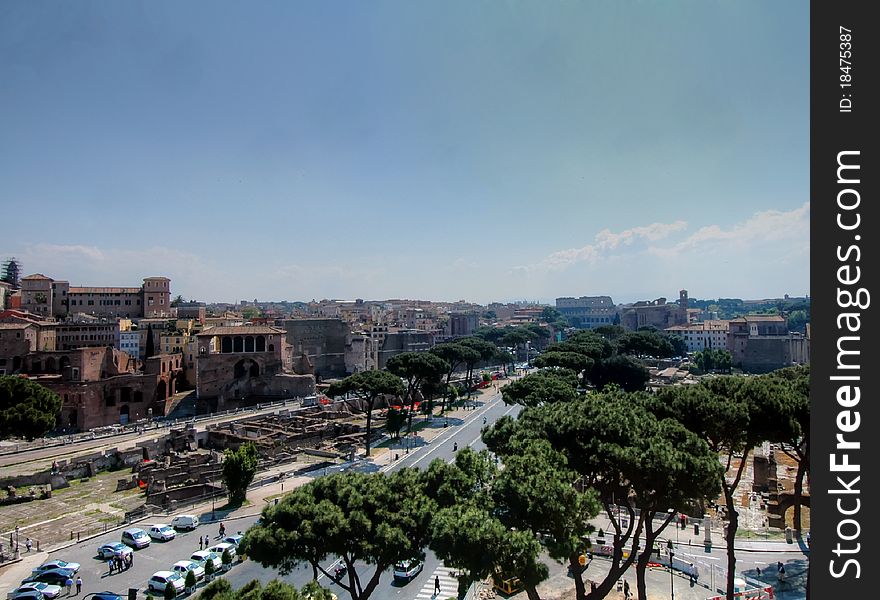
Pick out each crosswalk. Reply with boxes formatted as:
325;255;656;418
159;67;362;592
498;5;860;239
415;566;459;600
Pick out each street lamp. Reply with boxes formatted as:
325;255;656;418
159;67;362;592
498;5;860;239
667;539;675;600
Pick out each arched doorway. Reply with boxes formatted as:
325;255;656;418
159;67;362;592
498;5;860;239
120;405;130;425
221;337;232;353
45;357;57;373
233;359;260;379
256;336;266;352
245;336;255;353
233;336;244;353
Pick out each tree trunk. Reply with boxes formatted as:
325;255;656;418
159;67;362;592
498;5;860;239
364;398;374;457
524;585;542;600
568;555;587;600
724;487;739;600
793;453;807;532
635;548;652;600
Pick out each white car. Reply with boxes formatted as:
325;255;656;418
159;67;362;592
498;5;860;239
170;515;199;531
31;561;80;576
393;558;424;581
190;551;222;572
8;583;61;600
147;571;184;594
172;560;205;582
208;542;237;562
148;524;176;541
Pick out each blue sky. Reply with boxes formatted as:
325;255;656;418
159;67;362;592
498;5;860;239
0;1;809;305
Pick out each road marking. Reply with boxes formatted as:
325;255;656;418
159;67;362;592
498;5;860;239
409;398;503;468
416;566;458;600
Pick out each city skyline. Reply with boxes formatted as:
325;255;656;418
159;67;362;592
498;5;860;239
1;1;809;304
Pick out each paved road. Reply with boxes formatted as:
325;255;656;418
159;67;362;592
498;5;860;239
31;391;807;600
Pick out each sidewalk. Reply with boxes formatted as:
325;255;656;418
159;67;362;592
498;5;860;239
590;514;808;555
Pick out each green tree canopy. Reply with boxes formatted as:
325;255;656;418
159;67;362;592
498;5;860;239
531;352;594;383
429;343;481;411
327;370;405;457
500;370;579;407
614;331;676;358
650;375;800;599
590;355;650;392
240;469;434;600
222;442;259;506
484;389;721;600
0;376;62;440
386;352;450;431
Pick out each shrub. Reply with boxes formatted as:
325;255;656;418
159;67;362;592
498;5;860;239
185;569;197;591
164;581;177;600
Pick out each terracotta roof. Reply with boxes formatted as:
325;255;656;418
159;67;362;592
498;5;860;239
0;323;33;329
22;274;52;280
197;325;285;336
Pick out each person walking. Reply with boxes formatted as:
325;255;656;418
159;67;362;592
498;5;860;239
76;577;82;595
25;538;32;552
199;536;204;550
65;577;73;596
623;580;630;599
434;576;441;596
219;522;226;538
107;558;114;575
205;534;210;548
128;552;134;568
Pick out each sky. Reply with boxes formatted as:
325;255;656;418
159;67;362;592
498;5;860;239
0;0;809;305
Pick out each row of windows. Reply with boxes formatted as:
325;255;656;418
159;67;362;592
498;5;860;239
69;299;140;306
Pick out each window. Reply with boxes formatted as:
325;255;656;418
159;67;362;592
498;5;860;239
88;300;94;306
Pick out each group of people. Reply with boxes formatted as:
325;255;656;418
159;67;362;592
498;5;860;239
63;576;83;595
198;534;213;550
108;552;133;574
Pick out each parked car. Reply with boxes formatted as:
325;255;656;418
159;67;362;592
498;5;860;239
148;524;176;541
172;560;205;582
148;572;185;594
121;528;151;549
21;570;75;586
208;542;237;561
222;535;244;547
89;593;122;600
97;543;133;559
170;515;200;531
190;551;222;572
6;591;43;600
31;561;80;576
8;583;60;600
393;558;424;582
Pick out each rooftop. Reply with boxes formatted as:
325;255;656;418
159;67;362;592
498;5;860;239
197;325;285;336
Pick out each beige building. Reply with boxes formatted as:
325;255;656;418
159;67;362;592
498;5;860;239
666;320;729;353
20;273;171;319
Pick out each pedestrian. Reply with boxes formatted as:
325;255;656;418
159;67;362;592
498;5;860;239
65;577;73;595
128;552;133;568
434;576;441;596
623;580;630;599
219;522;225;538
205;534;210;548
76;577;82;595
756;567;761;576
777;561;783;573
108;558;114;575
199;536;203;550
25;537;32;552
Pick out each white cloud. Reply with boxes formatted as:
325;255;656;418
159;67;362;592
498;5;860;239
518;219;688;272
647;202;809;259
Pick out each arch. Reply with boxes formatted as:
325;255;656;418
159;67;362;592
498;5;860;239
59;356;71;371
221;337;233;353
233;359;260;379
256;336;266;352
45;357;57;373
245;336;255;353
120;404;130;425
233;336;244;353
